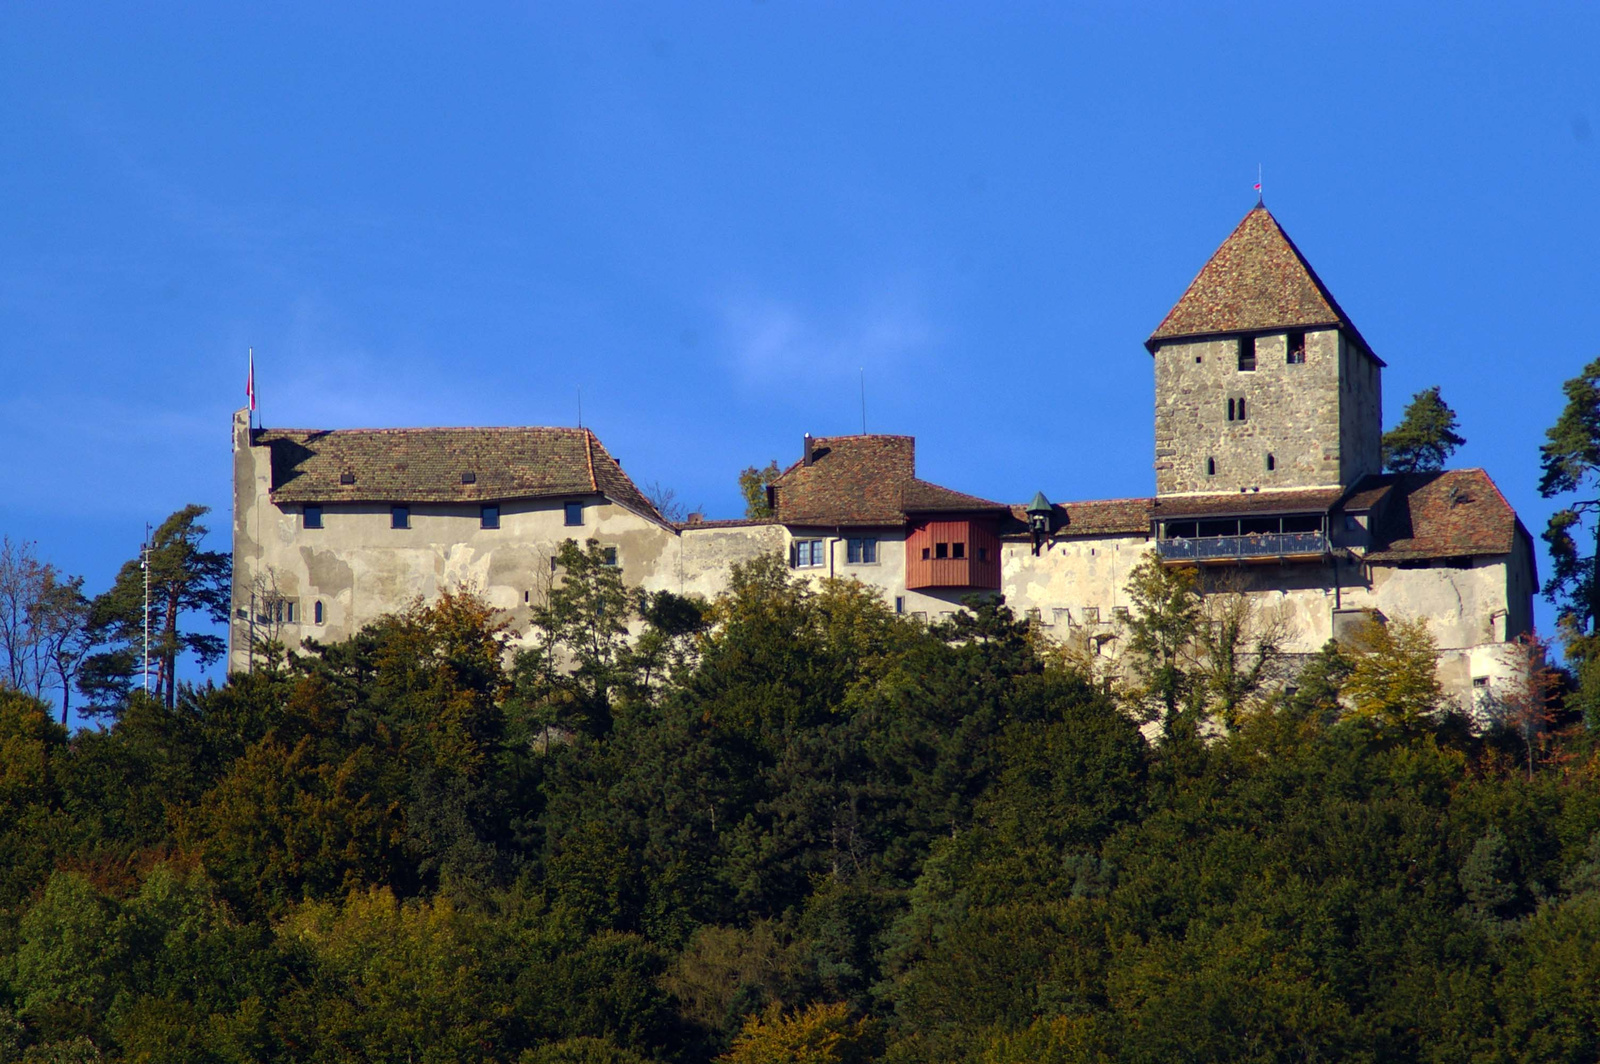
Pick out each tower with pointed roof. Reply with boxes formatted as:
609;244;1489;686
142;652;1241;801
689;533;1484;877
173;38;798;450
1146;205;1384;497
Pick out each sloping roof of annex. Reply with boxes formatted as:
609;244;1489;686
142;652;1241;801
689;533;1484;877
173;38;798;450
255;424;665;524
770;434;1008;528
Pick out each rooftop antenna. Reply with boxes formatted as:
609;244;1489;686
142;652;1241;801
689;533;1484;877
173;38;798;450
859;367;867;434
1254;164;1263;206
577;385;583;429
140;524;151;697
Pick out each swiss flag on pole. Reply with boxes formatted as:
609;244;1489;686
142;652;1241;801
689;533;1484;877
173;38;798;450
246;348;257;413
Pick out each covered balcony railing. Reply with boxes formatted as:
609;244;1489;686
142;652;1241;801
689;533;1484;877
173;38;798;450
1155;513;1328;563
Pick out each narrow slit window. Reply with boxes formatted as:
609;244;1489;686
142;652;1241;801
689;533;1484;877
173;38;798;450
314;600;324;625
1227;398;1236;422
1266;453;1276;471
1237;397;1246;421
1206;457;1216;476
1237;336;1256;371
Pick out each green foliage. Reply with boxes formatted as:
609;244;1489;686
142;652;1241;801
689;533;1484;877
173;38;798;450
737;462;781;520
1381;385;1465;473
81;506;230;713
0;572;1598;1063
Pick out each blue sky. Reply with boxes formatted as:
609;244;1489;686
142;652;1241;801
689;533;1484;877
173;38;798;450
3;3;1598;689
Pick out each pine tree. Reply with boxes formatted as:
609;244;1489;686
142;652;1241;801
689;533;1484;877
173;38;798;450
1382;385;1465;473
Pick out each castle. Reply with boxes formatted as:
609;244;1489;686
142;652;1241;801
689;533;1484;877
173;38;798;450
230;205;1537;711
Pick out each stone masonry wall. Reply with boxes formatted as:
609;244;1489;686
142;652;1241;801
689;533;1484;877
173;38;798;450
1338;333;1383;486
1154;328;1345;495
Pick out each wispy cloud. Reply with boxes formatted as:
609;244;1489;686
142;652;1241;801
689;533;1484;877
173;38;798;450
714;283;936;397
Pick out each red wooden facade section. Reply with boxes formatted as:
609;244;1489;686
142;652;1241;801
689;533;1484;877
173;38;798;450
905;518;1002;590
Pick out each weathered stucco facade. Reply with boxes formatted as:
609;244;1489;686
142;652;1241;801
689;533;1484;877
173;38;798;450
229;203;1538;718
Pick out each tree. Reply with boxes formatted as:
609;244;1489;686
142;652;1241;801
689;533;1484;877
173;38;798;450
0;537;49;696
738;462;781;520
1341;617;1442;736
1381;386;1465;473
719;1002;877;1064
522;538;636;737
31;572;94;726
1122;556;1201;735
82;506;230;711
641;481;690;525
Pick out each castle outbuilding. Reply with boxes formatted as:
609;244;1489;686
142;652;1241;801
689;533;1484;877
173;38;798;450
231;204;1536;713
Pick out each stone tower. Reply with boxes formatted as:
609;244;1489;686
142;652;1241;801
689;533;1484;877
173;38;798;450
1146;206;1383;497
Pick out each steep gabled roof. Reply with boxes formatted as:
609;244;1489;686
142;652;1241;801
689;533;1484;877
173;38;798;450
257;425;664;523
772;434;1005;527
1146;205;1382;364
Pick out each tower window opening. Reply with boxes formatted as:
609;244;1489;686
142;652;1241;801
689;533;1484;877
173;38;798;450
1286;331;1306;364
1266;453;1276;471
1237;397;1246;420
1227;398;1235;421
1238;336;1256;371
1206;457;1216;477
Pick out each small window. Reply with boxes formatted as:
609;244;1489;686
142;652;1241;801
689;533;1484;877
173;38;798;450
894;596;905;615
1266;453;1276;471
480;504;500;529
1206;457;1216;476
952;542;966;559
977;546;988;562
461;471;476;484
921;547;930;560
847;538;878;564
550;556;558;573
313;600;324;625
304;504;323;529
602;546;619;567
391;505;410;529
793;539;825;568
1238;336;1256;371
1227;397;1236;422
934;542;949;560
564;501;584;526
1286;331;1306;364
1472;676;1490;689
1237;397;1246;421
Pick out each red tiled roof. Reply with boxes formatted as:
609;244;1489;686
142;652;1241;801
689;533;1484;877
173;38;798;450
1359;469;1523;562
1005;497;1152;537
258;425;664;522
1146;206;1383;365
772;435;1005;527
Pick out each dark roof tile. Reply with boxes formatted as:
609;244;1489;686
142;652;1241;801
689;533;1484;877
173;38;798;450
772;435;1005;526
1147;206;1382;364
258;425;664;522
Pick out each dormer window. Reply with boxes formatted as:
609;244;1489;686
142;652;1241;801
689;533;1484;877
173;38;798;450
1237;336;1256;371
1286;331;1306;364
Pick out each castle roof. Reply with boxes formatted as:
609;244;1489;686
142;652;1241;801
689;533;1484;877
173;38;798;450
772;434;1006;527
1005;497;1152;537
255;424;665;523
1146;205;1383;365
1356;468;1529;564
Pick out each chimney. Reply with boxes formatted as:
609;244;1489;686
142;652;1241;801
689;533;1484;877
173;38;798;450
802;433;815;466
687;512;704;526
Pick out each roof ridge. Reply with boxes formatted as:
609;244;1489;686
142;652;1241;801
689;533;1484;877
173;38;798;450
583;429;598;492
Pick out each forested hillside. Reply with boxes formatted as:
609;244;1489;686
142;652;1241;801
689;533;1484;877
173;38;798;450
0;545;1597;1063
